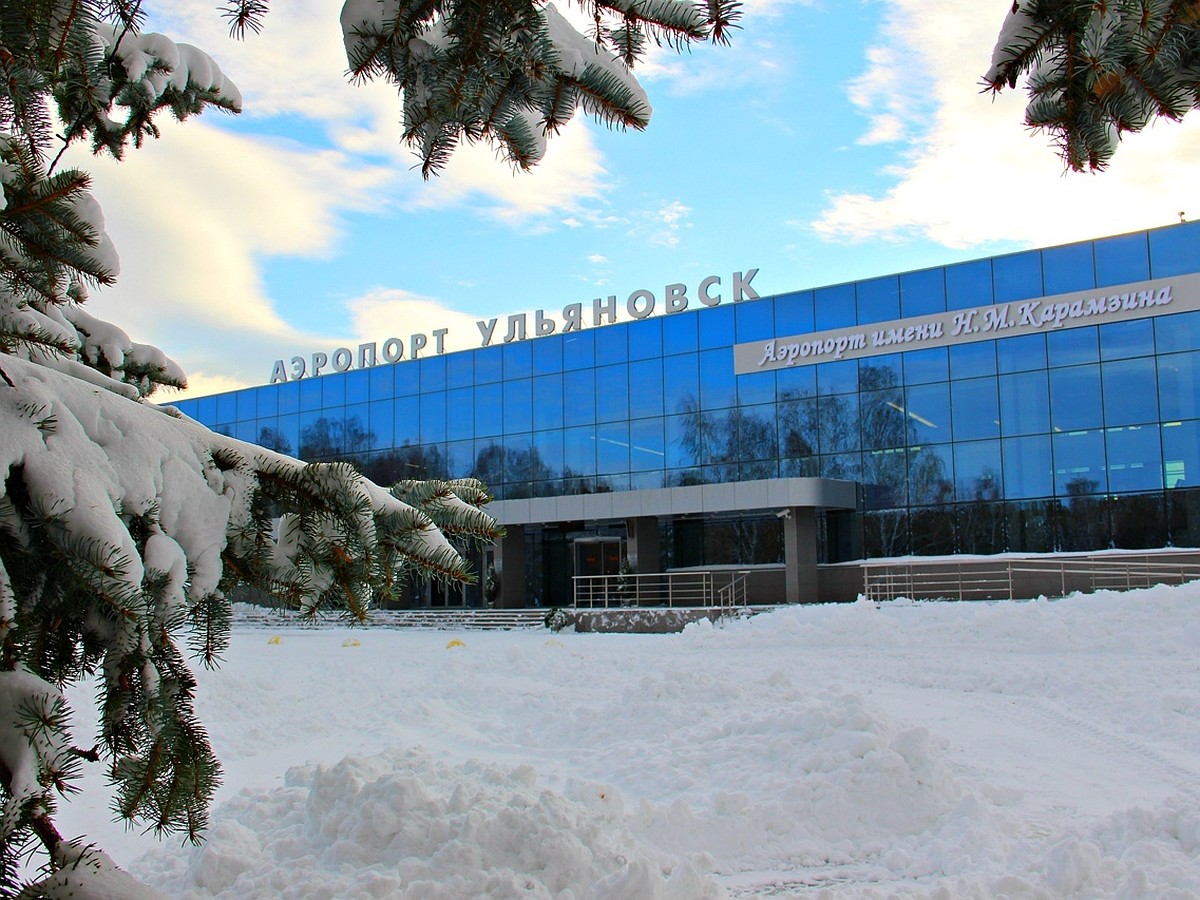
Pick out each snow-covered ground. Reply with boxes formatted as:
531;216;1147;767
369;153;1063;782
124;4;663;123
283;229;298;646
60;586;1200;898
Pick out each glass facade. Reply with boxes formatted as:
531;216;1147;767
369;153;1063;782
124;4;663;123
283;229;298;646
173;222;1200;561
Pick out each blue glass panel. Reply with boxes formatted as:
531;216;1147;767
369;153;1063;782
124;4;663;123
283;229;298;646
594;324;628;365
531;334;563;374
816;359;857;395
275;380;300;415
1099;318;1154;360
394;362;419;397
369;400;394;448
1158;351;1200;420
1002;434;1054;498
562;329;595;370
699;348;735;410
628;317;663;361
945;258;993;310
596;364;629;423
532;429;564;476
256;385;279;418
298;410;338;458
814;283;855;330
1053;429;1107;495
1155;311;1200;354
234;419;258;444
298;378;322;413
663;353;699;415
214;392;237;425
904;382;951;444
818;393;859;453
475;345;503;383
344;403;372;451
1049;364;1103;431
950;377;999;441
1149;221;1200;277
532;373;564;431
445;388;474;440
1105;425;1163;493
902;347;949;385
1042;240;1096;294
420;355;446;392
194;395;217;423
503;378;533;433
563;426;596;476
446;352;473;388
630;417;665;471
736;405;777;462
445;440;474;480
861;449;907;508
908;444;953;505
344;369;369;405
275;414;299;457
774;290;814;335
735;298;775;342
900;267;945;318
737;370;776;406
950;342;997;379
954;440;1002;501
394;396;419;444
1095;231;1149;286
502;339;533;380
368;364;394;400
419;392;446;443
856;275;900;325
1046;326;1098;367
663;311;699;355
629;359;664;418
860;389;907;450
993;250;1043;302
1163;419;1200;488
1102;357;1159;425
777;364;815;397
996;332;1047;373
665;414;699;469
999;371;1050;436
322;375;345;409
820;451;862;481
699;304;734;350
858;355;902;391
596;421;630;475
236;390;256;422
563;369;596;426
474;384;502;437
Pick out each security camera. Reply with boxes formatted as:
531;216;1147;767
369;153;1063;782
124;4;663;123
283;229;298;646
775;509;791;519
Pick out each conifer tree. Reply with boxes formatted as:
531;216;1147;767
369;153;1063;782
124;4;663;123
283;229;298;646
985;0;1200;171
0;0;740;893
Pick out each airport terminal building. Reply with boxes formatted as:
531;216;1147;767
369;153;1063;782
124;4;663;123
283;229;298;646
172;222;1200;607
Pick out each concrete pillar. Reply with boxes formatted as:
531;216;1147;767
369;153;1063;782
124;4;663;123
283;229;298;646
624;516;660;573
495;525;527;608
782;507;818;603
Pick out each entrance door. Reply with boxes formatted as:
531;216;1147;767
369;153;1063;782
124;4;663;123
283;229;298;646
574;538;622;577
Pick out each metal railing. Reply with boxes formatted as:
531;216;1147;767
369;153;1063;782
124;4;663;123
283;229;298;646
863;553;1200;603
573;570;752;609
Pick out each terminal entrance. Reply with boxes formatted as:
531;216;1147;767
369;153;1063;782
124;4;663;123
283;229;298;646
574;538;623;578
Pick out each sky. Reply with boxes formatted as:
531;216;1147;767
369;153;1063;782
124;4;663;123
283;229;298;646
68;0;1200;399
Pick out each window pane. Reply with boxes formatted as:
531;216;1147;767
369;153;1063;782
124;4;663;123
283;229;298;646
629;359;664;418
1163;419;1200;488
1003;434;1054;498
1047;327;1099;367
235;389;256;422
996;332;1047;373
945;258;993;310
665;413;699;469
596;421;629;475
818;394;859;453
999;370;1050;436
860;387;907;450
419;392;446;443
596;364;629;423
900;267;945;318
1105;425;1162;493
503;340;533;379
815;283;855;330
700;304;735;349
817;359;857;395
322;375;345;409
908;443;954;505
950;377;999;441
903;347;949;385
474;384;502;437
1157;351;1200;420
1053;429;1107;495
532;373;563;431
904;382;951;444
298;378;322;412
663;353;699;415
532;429;564;477
563;426;596;476
628;317;663;361
699;348;735;410
663;311;698;355
531;336;562;375
1149;221;1200;277
1095;232;1149;286
1102;357;1159;426
1155;311;1200;354
950;342;997;379
563;369;596;426
858;355;902;391
594;323;628;365
1050;364;1103;431
737;369;776;406
630;418;665;471
257;384;279;417
420;355;446;392
503;378;534;433
774;290;814;335
735;298;775;342
276;381;300;415
955;440;1002;501
777;365;816;398
394;362;419;397
1042;241;1096;294
446;351;473;388
563;330;595;370
856;275;900;324
446;387;474;440
993;250;1043;302
1100;318;1155;360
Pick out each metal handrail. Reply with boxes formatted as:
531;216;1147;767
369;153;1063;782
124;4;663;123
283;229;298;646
573;570;751;609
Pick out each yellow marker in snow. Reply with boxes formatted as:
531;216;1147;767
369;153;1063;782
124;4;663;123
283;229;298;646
446;639;466;649
342;638;361;648
267;636;282;645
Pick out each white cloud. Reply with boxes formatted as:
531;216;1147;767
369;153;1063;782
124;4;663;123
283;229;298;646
815;1;1200;249
344;290;483;355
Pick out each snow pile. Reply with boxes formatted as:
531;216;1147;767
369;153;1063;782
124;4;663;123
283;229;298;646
138;749;723;899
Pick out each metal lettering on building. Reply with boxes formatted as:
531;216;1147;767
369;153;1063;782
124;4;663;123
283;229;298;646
267;269;760;383
734;274;1200;375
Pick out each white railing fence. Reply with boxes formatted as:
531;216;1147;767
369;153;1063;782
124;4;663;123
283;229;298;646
573;570;752;610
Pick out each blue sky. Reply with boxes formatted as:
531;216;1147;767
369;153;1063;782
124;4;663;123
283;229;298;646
69;1;1200;397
